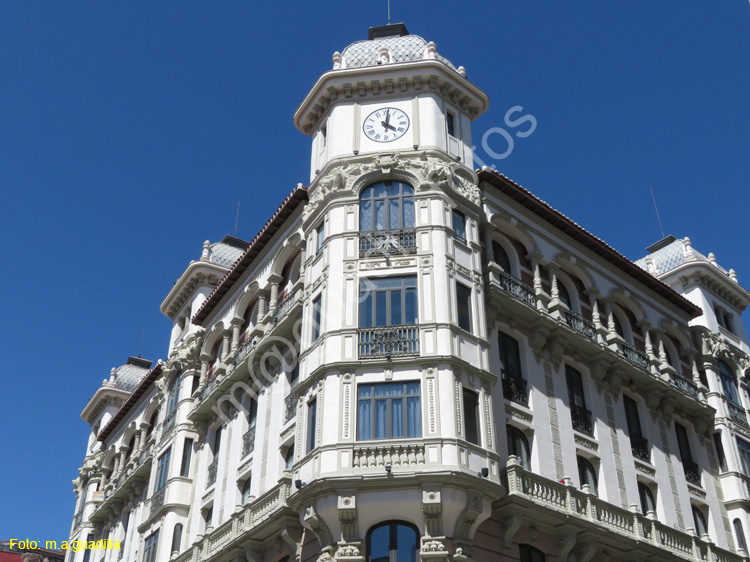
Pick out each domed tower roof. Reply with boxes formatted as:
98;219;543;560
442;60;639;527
336;23;458;73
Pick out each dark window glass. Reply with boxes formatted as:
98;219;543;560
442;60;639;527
577;456;598;495
452;209;466;243
491;241;512;273
357;383;421;441
82;535;94;562
312;296;322;341
180;438;193;477
359;181;415;232
498;332;523;380
507;426;530;468
166;374;181;415
734;519;748;553
675;423;693;463
446;112;455;137
203;507;212;530
170;524;183;555
566;366;586;409
285;445;295;470
367;521;418;562
241;478;252;503
714;432;727;472
719;360;741;405
143;532;159;562
737;439;750;477
557;281;571;309
519;544;545;562
155;448;171;490
613;314;624;338
307;399;317;453
623;395;644;438
456;283;472;333
638;482;656;514
213;426;222;456
316;223;325;254
359;276;418;328
463;388;480;445
692;506;708;536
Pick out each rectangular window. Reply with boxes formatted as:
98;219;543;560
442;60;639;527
357;382;421;440
675;423;694;463
180;438;193;477
498;332;523;379
166;374;181;414
623;395;644;438
316;223;325;254
143;532;159;562
738;438;750;477
714;432;727;472
312;296;322;341
359;276;418;328
307;399;317;454
463;388;480;445
452;209;466;243
155;448;171;490
82;535;94;562
446;111;456;137
566;366;593;436
456;282;473;333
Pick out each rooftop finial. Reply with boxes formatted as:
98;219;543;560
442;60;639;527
729;269;738;283
332;51;342;70
201;240;212;262
708;252;717;266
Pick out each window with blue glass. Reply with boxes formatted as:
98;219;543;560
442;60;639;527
452;209;466;243
155;448;171;490
358;382;421;441
737;438;750;477
719;360;741;405
367;521;419;562
312;296;322;341
307;398;317;453
166;374;181;415
359;181;415;232
359;276;417;328
143;531;159;562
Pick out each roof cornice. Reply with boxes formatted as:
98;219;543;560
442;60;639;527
80;386;131;424
295;61;489;135
478;168;702;319
160;261;229;319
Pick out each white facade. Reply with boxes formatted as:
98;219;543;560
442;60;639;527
68;23;750;562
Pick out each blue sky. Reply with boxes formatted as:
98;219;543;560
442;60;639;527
1;0;748;540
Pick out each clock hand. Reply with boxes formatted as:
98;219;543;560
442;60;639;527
385;110;391;128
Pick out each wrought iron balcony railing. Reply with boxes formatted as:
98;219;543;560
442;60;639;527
497;271;535;306
683;459;701;487
162;409;176;433
563;310;596;339
670;374;698;399
630;434;650;463
273;288;299;324
206;457;219;487
501;374;528;407
727;400;749;426
358;325;419;359
150;487;165;517
359;228;417;258
242;426;256;458
284;394;297;423
232;337;256;367
620;342;649;370
570;404;594;436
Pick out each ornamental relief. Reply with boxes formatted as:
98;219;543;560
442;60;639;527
304;152;480;221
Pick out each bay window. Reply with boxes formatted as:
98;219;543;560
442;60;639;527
357;382;421;441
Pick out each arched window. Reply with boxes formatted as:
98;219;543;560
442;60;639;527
213;426;223;456
507;426;530;469
146;411;158;441
612;314;624;338
491;241;512;274
170;523;183;554
638;482;656;514
519;545;545;562
719;360;741;405
692;505;708;536
734;519;748;553
124;435;136;463
240;301;257;342
366;521;419;562
577;456;598;495
241;478;252;504
359;181;415;232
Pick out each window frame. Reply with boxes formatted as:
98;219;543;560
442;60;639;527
462;387;481;446
577;455;598;495
357;382;422;441
519;544;545;562
155;448;171;491
507;426;530;469
692;505;708;536
446;111;456;137
316;223;325;255
456;282;473;333
180;438;193;478
638;482;656;514
143;531;159;562
307;398;317;454
311;295;322;342
452;209;467;244
366;520;419;562
359;181;415;233
359;275;418;328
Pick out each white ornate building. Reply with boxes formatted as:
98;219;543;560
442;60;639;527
68;23;750;562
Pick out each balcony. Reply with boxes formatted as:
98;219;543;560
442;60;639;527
683;460;702;487
359;228;417;258
242;426;256;458
670;374;698;399
621;342;649;370
273;287;299;324
727;400;749;427
206;457;219;487
571;404;594;436
162;409;176;433
501;374;528;407
497;271;535;307
149;487;165;518
352;442;426;469
284;394;296;423
563;310;596;339
232;337;256;367
503;461;744;562
630;434;650;463
358;325;419;359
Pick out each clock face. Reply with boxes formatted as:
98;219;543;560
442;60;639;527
363;107;410;143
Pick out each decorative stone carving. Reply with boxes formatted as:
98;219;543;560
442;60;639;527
498;514;522;550
338;494;359;543
422;488;442;536
304;505;334;547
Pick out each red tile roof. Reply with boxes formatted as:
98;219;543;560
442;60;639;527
192;185;309;326
477;168;701;318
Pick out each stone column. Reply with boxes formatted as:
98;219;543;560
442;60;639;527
230;318;243;353
546;263;563;317
221;330;232;361
298;244;307;276
257;292;268;322
199;355;211;385
587;291;606;345
267;275;283;318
